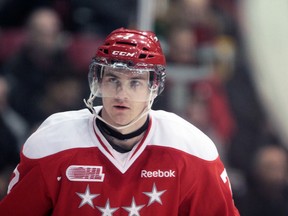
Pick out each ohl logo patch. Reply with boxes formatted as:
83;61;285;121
66;165;105;182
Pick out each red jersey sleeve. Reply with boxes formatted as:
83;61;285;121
0;153;53;216
179;156;239;216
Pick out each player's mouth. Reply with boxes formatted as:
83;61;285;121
113;105;129;110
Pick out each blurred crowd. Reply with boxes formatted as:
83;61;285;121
0;0;288;215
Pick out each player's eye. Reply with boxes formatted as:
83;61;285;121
130;80;141;88
104;76;120;86
108;77;118;83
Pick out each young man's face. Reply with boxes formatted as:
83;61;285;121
100;67;153;127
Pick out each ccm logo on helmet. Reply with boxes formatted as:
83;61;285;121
112;50;136;57
141;169;176;178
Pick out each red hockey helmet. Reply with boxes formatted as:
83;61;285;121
96;27;166;66
88;28;166;100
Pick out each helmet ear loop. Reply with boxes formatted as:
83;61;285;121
84;78;102;114
83;93;97;114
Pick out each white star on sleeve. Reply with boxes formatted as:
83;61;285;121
76;184;99;208
122;197;145;216
143;183;166;206
96;199;119;216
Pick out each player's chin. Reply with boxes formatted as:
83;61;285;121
113;115;136;126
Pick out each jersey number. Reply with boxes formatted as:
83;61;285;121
220;168;232;193
7;166;20;194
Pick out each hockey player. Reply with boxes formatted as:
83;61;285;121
0;28;239;215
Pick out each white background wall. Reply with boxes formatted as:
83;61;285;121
240;0;288;145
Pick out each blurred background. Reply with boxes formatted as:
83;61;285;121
1;0;288;215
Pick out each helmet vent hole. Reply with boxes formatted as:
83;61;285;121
143;47;149;51
104;49;109;54
139;54;147;59
116;41;137;47
148;55;154;58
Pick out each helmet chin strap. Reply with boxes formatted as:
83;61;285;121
84;91;156;131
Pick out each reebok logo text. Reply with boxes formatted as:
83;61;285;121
141;169;176;178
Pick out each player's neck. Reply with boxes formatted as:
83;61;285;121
96;116;149;152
